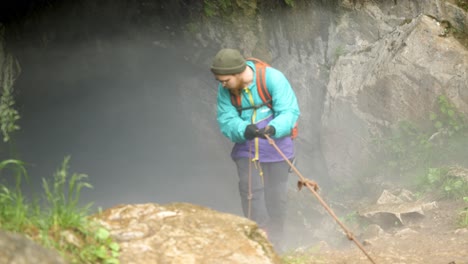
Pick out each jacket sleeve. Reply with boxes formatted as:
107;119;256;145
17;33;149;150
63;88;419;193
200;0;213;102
217;85;250;143
265;67;300;138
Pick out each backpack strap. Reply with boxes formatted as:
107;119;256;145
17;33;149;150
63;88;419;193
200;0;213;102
230;92;242;110
248;58;272;109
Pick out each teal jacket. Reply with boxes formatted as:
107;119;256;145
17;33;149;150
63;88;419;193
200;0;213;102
216;61;300;143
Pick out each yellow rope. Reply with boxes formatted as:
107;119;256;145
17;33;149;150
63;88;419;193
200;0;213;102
245;88;264;184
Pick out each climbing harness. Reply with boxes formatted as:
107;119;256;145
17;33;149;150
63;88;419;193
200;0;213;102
264;134;378;264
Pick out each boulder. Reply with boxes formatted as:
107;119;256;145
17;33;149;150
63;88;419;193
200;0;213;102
93;203;281;264
358;189;438;228
0;230;67;264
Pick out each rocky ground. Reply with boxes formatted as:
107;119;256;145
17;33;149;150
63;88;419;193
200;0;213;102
284;198;468;264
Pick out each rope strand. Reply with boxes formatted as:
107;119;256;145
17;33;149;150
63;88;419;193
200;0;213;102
264;135;377;264
247;140;253;220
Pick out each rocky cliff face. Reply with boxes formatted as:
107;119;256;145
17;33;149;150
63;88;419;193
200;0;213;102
183;0;468;193
322;13;467;189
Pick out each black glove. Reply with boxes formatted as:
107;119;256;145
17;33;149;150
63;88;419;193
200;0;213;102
258;126;276;139
244;124;259;140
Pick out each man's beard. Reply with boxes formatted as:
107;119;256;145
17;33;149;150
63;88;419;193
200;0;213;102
229;87;242;96
226;81;244;96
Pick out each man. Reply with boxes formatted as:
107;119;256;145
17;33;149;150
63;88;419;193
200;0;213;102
211;48;300;252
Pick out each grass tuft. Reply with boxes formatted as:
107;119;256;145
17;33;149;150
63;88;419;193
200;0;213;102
0;157;120;264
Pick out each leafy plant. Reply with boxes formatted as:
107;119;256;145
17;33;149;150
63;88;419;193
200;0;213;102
203;0;216;17
430;95;466;137
284;0;295;8
0;52;21;142
416;167;468;199
77;226;120;264
373;120;433;174
372;95;468;179
203;0;232;17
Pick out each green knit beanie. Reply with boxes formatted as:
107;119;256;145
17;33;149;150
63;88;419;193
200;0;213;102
211;48;246;75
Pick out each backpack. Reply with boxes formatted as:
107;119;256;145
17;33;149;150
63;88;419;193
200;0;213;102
229;58;298;139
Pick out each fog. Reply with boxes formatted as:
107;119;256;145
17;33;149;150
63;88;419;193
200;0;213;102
8;33;242;215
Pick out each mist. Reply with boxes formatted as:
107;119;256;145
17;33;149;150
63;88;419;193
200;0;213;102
3;7;243;215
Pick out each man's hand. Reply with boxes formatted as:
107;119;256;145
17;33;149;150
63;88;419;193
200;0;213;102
244;124;259;140
258;126;276;139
